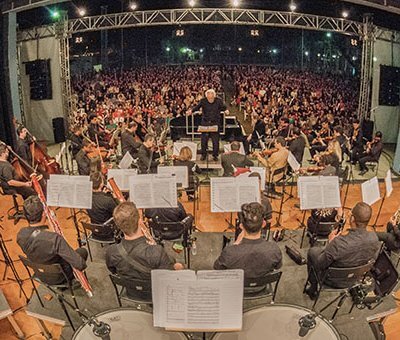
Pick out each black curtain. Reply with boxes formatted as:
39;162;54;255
0;13;16;147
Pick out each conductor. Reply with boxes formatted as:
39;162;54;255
187;89;229;161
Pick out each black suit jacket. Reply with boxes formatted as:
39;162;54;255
121;131;142;158
221;152;254;176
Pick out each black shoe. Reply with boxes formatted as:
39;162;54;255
213;156;218;162
200;155;206;161
304;287;318;300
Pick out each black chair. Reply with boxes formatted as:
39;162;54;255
266;165;287;199
148;214;194;266
302;221;337;247
81;221;118;261
19;255;78;330
366;160;379;176
244;270;282;305
0;183;25;225
304;260;375;321
109;273;152;309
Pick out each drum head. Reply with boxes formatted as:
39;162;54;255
212;304;341;340
73;308;187;340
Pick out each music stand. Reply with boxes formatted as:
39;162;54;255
342;163;355;211
371;190;386;230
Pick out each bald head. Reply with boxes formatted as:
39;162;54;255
351;202;372;228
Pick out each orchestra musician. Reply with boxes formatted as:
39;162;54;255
17;196;88;285
121;121;142;159
376;210;400;252
277;117;290;138
75;140;96;176
0;144;35;199
357;131;383;176
134;113;147;142
350;118;363;164
69;125;84;159
288;127;305;165
214;202;282;281
15;126;32;166
305;202;380;300
221;141;253;177
309;120;332;159
106;202;184;299
86;173;119;241
88;114;108;147
333;126;350;161
187;89;229;161
246;113;266;149
137;134;163;174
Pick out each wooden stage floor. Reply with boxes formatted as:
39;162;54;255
0;181;399;339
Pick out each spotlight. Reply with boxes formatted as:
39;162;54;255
342;11;349;18
326;32;332;38
129;2;137;11
289;3;297;12
272;49;278;54
238;47;242;52
257;49;260;53
200;48;204;53
50;10;60;20
373;56;377;62
188;0;196;7
166;47;171;52
250;29;259;37
78;8;86;17
304;51;309;56
232;0;240;8
176;29;185;36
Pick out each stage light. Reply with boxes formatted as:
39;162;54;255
78;8;86;17
352;56;357;61
129;2;137;11
75;36;83;43
332;54;337;58
238;47;242;52
304;51;309;56
257;49;260;53
176;29;185;36
373;56;377;62
289;3;297;12
232;0;240;8
50;10;60;20
272;49;278;54
342;11;349;18
166;47;171;52
317;53;321;57
200;48;204;53
188;0;196;7
326;32;332;38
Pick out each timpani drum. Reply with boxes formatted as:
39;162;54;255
211;304;341;340
72;308;188;340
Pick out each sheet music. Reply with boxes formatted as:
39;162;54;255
385;170;393;197
129;174;177;208
158;166;189;188
250;167;266;191
287;151;300;171
362;176;381;206
118;152;134;169
211;177;260;212
298;176;341;210
47;175;92;209
223;143;245;155
107;169;138;191
173;142;197;161
152;269;243;331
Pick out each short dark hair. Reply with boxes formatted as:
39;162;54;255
248;172;261;181
292;127;300;136
351;202;372;228
23;195;43;224
353;118;360;124
240;202;264;234
276;136;286;147
375;131;382;138
0;144;8;156
334;126;343;134
17;126;25;135
90;172;103;190
231;141;240;151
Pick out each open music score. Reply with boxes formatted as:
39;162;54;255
385;170;393;197
298;176;341;210
152;269;243;332
198;125;219;133
107;169;138;191
118;151;134;169
211;177;260;212
47;175;92;209
158;166;189;188
361;176;381;206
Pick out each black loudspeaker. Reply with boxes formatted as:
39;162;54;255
362;119;374;142
379;65;400;106
52;117;66;143
25;59;52;100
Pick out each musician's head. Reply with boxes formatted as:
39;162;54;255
0;145;9;160
352;119;360;128
334;126;343;135
292;127;300;137
82;140;92;152
143;134;156;148
239;202;265;235
275;136;286;148
231;141;241;152
205;89;216;103
350;202;372;229
321;120;329;128
127;122;138;132
89;114;97;124
178;146;192;161
375;131;383;141
280;117;289;127
113;202;140;237
23;195;44;225
72;125;82;135
17;126;28;140
90;172;104;191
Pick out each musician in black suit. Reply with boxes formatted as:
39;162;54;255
357;131;383;176
187;89;229;161
137;134;163;174
376;213;400;252
121;122;142;159
69;126;84;158
221;141;254;177
15;126;32;166
350;119;364;164
288;127;305;165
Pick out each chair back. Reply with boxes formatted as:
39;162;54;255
270;165;287;183
244;270;282;301
324;260;375;285
314;221;337;238
19;255;69;285
109;273;152;301
81;221;116;241
149;214;193;241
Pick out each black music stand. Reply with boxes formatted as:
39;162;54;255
342;163;355;212
371;191;386;230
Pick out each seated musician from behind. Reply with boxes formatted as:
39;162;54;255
214;202;282;280
376;210;400;253
221;141;254;177
173;146;201;201
0;144;35;199
106;202;184;298
15;126;32;165
75;140;98;176
306;208;339;246
17;196;88;285
288;127;305;166
121;122;142;159
357;131;383;176
305;202;380;300
87;172;119;241
137;134;163;174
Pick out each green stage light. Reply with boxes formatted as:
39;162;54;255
51;10;60;20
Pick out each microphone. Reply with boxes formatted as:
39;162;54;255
298;313;316;337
